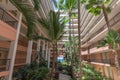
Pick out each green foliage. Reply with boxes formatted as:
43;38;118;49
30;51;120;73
58;61;108;80
52;0;77;11
38;10;67;42
64;36;78;64
82;63;108;80
81;0;111;16
13;61;49;80
33;0;40;11
52;0;65;10
10;0;38;39
98;29;120;49
0;77;6;80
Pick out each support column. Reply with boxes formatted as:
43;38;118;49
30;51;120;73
45;42;48;61
8;13;22;80
26;40;33;64
42;40;45;59
36;40;41;63
48;44;51;68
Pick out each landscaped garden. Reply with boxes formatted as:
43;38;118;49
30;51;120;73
5;0;120;80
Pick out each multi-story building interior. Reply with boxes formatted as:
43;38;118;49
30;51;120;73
0;0;120;80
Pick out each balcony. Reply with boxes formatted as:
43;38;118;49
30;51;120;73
0;7;18;29
0;59;11;72
84;58;120;66
0;59;26;77
14;59;26;67
81;46;111;55
82;10;120;48
0;7;17;41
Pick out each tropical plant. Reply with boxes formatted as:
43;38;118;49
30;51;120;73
81;0;111;30
10;0;40;39
64;36;81;79
0;77;6;80
38;10;67;80
53;0;78;79
82;62;109;80
81;0;120;79
52;0;65;12
13;61;49;80
98;29;120;78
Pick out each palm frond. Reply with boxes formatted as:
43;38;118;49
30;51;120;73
33;0;41;11
52;0;65;10
52;0;58;9
32;35;51;42
10;0;38;39
39;10;67;42
98;29;120;49
64;0;77;10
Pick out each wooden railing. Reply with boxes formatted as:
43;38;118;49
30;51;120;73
0;7;18;29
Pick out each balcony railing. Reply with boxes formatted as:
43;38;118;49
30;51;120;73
83;11;120;45
0;59;11;72
0;7;18;29
84;58;120;66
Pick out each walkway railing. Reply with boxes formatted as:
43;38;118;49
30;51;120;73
83;11;120;45
85;58;120;66
0;7;18;29
0;59;11;72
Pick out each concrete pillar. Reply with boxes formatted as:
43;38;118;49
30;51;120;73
26;40;33;64
37;40;41;52
45;42;48;61
42;41;45;59
8;13;22;80
36;40;41;63
48;45;51;68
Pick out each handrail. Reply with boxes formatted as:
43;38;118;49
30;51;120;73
0;7;18;29
0;59;11;72
84;58;120;66
0;7;28;35
84;12;120;44
82;0;119;44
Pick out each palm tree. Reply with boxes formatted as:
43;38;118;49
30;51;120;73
78;0;82;80
98;29;120;79
10;0;40;39
38;10;67;80
81;0;111;31
81;0;120;78
53;0;78;77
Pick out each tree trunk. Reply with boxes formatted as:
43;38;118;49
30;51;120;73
101;3;111;31
113;50;120;79
71;52;76;79
69;11;72;62
55;42;58;67
78;0;82;80
50;43;56;80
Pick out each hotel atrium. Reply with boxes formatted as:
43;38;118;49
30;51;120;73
0;0;120;80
